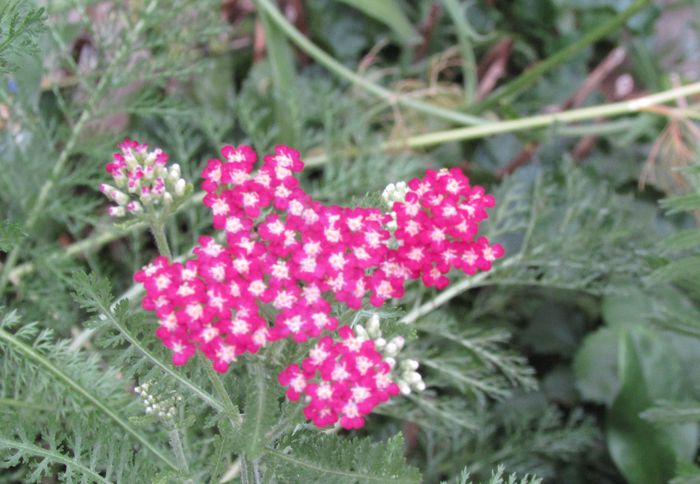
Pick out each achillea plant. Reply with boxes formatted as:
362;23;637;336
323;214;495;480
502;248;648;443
102;139;503;431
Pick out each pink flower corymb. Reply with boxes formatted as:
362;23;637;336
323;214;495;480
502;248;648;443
131;142;503;428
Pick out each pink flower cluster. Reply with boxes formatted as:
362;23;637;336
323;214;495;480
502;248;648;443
132;142;503;428
279;327;399;429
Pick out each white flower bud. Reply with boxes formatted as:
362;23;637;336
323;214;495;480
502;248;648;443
402;359;419;371
111;190;129;206
414;381;426;392
398;381;411;395
385;342;398;356
354;325;368;340
406;371;422;384
385;357;396;368
174;179;186;197
367;314;380;334
389;336;405;351
143;151;157;167
124;152;138;170
163;192;173;207
375;338;386;349
168;164;181;183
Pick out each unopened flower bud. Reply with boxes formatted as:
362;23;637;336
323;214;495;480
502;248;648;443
398;381;411;395
406;371;422;384
354;325;368;340
385;357;396;368
367;314;380;335
111;190;129;206
414;381;426;392
108;206;125;217
127;201;143;214
389;336;405;351
168;164;181;183
174;179;186;197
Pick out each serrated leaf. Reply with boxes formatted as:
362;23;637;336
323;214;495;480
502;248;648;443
238;364;279;459
607;330;698;484
650;256;700;286
660;193;700;214
660;228;700;253
335;0;418;44
266;431;421;483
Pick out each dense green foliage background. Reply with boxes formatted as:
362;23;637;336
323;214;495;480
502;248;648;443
2;0;700;482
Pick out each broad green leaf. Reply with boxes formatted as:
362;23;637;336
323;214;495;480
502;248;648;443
601;287;652;328
335;0;418;44
607;330;698;484
573;326;620;406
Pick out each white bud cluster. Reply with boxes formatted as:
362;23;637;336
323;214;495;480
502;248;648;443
354;314;425;395
381;181;408;231
102;142;193;219
134;382;182;420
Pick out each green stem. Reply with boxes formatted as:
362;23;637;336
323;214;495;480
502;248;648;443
94;298;223;411
253;0;485;127
0;397;52;412
150;218;173;259
399;256;519;325
442;0;478;104
471;0;651;112
168;428;190;476
386;81;700;150
207;367;243;426
0;1;158;295
0;327;178;471
8;192;203;285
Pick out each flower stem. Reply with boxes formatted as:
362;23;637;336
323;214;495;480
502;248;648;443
150;219;173;260
253;0;486;127
168;428;190;477
383;81;700;151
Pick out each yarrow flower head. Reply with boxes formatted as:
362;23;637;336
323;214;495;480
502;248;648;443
123;141;505;429
100;138;193;218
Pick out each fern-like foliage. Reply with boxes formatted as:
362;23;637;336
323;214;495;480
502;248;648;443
265;431;421;483
0;0;44;73
450;465;543;484
0;309;172;482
